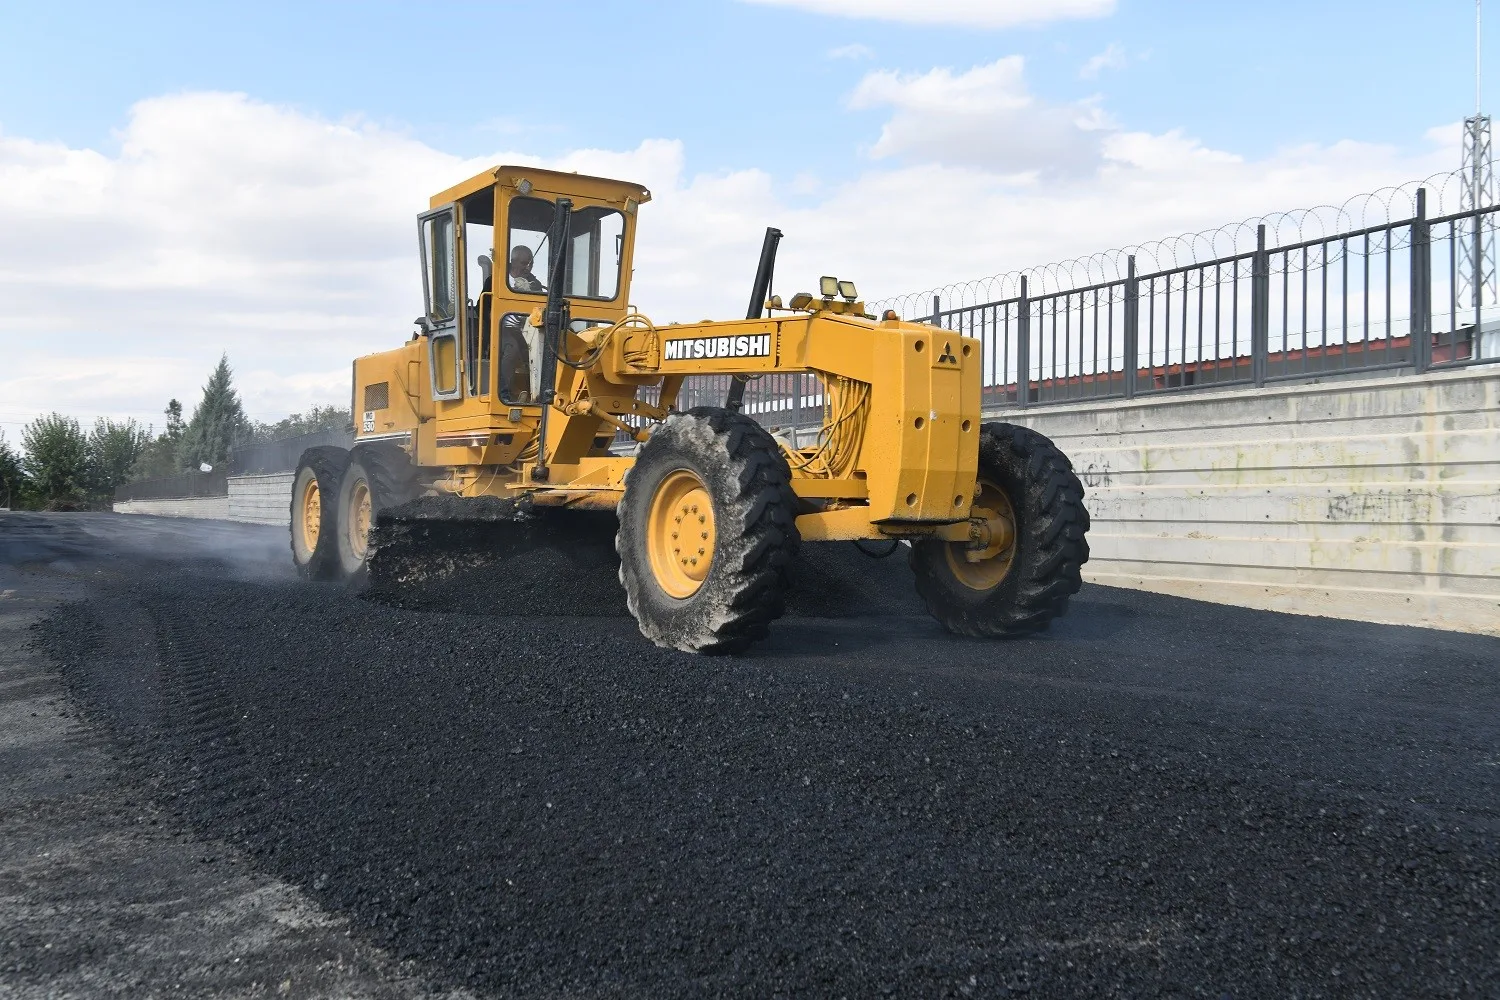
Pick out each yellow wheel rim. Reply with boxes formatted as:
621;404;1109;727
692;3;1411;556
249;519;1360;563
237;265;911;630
299;478;322;554
944;477;1017;592
646;469;715;599
348;477;372;562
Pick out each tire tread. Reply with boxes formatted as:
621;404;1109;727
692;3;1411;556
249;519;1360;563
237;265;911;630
910;422;1089;637
617;407;800;654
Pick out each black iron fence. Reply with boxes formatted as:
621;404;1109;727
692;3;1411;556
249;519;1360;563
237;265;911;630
115;470;228;503
621;182;1499;439
616;373;825;442
230;428;353;475
114;429;353;502
888;187;1499;409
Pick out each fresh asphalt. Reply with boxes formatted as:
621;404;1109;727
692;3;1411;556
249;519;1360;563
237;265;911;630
3;511;1497;998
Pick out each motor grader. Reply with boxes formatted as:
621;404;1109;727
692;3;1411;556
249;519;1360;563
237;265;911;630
290;165;1089;653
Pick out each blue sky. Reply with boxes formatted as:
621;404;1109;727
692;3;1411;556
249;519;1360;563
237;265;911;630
0;0;1483;429
0;1;1483;182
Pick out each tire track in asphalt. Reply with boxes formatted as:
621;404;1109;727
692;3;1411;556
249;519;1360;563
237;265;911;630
19;513;1500;999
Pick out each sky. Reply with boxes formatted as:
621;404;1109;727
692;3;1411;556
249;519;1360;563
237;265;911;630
0;0;1488;435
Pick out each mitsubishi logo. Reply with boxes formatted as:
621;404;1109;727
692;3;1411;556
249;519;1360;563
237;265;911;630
937;341;959;365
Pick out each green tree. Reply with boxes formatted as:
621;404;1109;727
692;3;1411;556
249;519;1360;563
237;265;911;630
87;418;151;495
130;399;188;482
251;403;352;443
178;355;249;471
0;431;26;509
21;413;90;505
164;398;185;440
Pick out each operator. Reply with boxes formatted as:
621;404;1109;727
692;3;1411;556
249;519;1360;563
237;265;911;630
508;245;546;294
499;245;541;399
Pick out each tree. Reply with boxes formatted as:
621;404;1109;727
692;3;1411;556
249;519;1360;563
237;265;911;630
164;397;185;440
21;413;90;505
178;355;249;471
87;418;151;495
0;431;26;509
250;403;352;443
130;399;188;482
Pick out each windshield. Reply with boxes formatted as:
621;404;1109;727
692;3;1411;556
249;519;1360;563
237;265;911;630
506;196;625;300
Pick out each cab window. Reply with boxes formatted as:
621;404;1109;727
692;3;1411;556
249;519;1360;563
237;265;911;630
498;314;611;405
506;196;625;300
421;212;457;322
458;189;496;398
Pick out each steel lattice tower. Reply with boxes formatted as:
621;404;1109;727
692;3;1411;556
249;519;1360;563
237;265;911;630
1460;1;1496;317
1459;113;1495;314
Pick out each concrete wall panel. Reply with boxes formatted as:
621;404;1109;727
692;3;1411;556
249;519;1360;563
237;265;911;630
112;497;231;520
228;473;295;526
997;367;1500;636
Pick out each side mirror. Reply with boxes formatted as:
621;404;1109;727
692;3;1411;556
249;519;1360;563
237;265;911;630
413;316;434;335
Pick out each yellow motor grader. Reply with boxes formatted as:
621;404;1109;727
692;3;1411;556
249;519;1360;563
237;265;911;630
290;165;1089;653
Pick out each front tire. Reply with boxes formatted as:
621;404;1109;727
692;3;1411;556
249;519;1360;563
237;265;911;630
910;422;1089;636
616;408;800;654
290;447;349;580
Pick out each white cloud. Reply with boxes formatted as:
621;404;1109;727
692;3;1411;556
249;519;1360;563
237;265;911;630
826;42;875;60
849;57;1109;174
741;0;1114;29
1080;41;1128;79
0;90;1459;433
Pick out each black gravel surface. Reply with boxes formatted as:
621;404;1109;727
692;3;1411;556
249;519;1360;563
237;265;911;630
30;514;1500;998
364;497;917;620
2;514;465;999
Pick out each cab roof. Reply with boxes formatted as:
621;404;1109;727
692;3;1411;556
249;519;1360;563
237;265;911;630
429;165;652;212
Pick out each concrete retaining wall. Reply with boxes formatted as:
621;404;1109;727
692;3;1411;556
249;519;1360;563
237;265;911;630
112;496;231;520
228;473;295;526
110;367;1498;636
113;474;295;525
994;366;1500;636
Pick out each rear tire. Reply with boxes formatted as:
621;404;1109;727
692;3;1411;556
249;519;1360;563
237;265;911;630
616;407;800;654
910;422;1089;636
290;447;349;580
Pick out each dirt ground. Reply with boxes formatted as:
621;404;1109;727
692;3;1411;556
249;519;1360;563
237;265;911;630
3;512;1497;998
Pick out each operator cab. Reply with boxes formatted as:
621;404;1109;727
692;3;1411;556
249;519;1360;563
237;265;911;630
416;166;650;415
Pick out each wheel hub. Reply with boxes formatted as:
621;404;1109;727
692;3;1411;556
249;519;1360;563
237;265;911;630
647;469;715;598
348;478;372;562
300;478;322;553
945;477;1017;591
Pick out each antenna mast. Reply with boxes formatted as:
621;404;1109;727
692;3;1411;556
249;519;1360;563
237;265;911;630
1460;0;1495;321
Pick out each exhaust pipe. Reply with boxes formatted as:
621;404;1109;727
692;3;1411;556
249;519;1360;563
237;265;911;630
726;226;782;413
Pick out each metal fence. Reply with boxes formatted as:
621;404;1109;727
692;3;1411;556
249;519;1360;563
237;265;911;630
620;181;1500;437
115;470;228;502
113;429;353;501
617;374;825;442
897;188;1500;409
230;428;353;475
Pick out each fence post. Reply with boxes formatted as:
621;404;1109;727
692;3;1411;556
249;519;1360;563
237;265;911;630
1251;223;1269;386
1016;275;1031;408
1411;187;1431;374
1122;256;1138;399
932;294;941;326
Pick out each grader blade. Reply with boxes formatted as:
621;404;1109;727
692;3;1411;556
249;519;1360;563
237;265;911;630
362;496;624;614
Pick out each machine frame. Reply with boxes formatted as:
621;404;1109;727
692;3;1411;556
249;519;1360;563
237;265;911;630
350;165;996;549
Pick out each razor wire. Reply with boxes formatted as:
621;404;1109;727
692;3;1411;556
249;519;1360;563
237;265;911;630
869;171;1471;318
